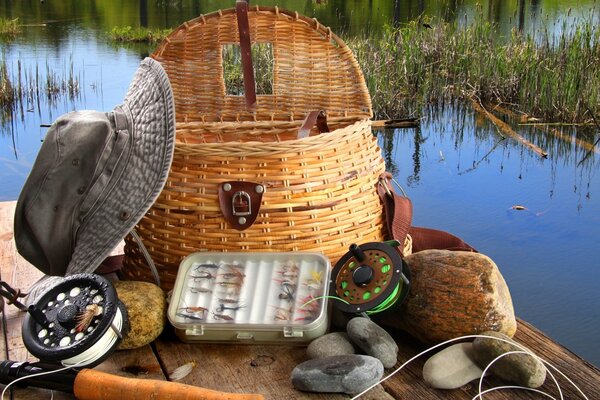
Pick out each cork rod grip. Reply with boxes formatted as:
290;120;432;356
73;369;265;400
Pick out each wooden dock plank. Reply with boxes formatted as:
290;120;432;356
2;199;600;399
0;201;165;399
154;328;393;400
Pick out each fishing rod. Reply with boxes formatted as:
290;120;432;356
0;273;264;400
0;360;264;400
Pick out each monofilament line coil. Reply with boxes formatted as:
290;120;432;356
21;274;129;368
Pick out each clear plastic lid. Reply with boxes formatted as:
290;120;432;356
168;252;330;332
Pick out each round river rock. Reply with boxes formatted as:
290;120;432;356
307;332;356;359
291;354;384;394
114;280;166;350
347;317;398;368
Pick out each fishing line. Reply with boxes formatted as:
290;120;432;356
364;283;401;315
349;334;589;400
472;386;558;400
61;307;124;367
476;350;562;400
1;359;85;400
300;295;350;308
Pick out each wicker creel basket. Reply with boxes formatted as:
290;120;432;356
121;5;387;289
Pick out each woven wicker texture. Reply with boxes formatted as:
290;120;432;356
121;6;386;289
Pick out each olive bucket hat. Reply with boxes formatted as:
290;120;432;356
14;58;175;291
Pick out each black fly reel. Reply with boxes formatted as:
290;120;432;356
330;242;411;315
22;274;129;368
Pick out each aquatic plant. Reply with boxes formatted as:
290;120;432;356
0;17;20;37
0;57;83;127
348;15;600;123
109;26;172;43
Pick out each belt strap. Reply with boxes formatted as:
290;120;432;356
298;110;330;139
377;172;476;254
236;0;257;109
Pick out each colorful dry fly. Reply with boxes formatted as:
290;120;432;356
277;262;299;279
212;312;235;321
216;303;245;313
178;306;209;315
218;264;246;281
75;304;102;333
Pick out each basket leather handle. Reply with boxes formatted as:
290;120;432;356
377;172;477;255
298;110;330;138
236;0;257;109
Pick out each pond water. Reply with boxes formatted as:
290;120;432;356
1;0;599;369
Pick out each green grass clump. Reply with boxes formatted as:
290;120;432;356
109;26;172;43
348;17;600;122
0;17;21;37
0;59;15;109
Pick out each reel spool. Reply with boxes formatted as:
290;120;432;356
330;242;411;315
22;274;129;368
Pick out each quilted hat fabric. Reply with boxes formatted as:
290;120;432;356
14;57;175;277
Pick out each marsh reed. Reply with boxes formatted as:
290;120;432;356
0;57;82;125
109;26;172;43
0;17;20;37
348;15;600;122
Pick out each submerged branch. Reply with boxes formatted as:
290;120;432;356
469;97;548;158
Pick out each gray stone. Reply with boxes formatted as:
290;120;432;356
291;355;384;394
307;332;356;359
472;331;546;388
346;317;398;368
423;342;485;389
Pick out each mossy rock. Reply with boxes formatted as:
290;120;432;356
114;280;166;350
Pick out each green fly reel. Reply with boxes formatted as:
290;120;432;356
330;241;411;315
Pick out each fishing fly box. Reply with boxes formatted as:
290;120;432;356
167;252;330;343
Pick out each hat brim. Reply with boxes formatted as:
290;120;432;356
65;58;175;275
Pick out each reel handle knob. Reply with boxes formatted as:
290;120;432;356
349;243;366;262
352;265;374;286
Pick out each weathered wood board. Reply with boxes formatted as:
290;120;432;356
0;201;164;399
2;200;599;400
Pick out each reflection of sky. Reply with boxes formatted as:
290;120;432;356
1;0;600;368
0;30;143;201
378;106;600;367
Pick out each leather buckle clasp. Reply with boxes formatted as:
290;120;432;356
232;191;252;216
218;181;265;230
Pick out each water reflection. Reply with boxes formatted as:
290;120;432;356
377;105;600;366
1;0;600;367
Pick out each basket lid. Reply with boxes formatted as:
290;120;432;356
152;6;372;124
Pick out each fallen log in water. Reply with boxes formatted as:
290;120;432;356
484;103;599;156
371;118;420;128
469;99;548;158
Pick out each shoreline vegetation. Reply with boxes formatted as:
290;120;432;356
103;16;599;125
1;16;599;129
349;17;600;124
109;26;172;44
0;17;20;37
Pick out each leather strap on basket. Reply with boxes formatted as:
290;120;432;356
298;111;330;139
378;172;477;254
236;0;257;109
218;181;265;231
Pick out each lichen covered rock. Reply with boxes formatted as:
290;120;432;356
114;280;166;349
